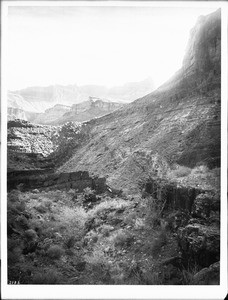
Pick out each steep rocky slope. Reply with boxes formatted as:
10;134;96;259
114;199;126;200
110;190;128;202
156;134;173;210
58;9;221;192
7;120;61;171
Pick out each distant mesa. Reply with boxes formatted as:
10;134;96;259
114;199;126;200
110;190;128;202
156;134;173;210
7;78;154;125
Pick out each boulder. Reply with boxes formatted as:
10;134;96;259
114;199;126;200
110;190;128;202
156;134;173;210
177;223;220;267
192;261;220;285
192;193;220;219
166;210;190;231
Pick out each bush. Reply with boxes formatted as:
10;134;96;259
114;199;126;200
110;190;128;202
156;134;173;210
111;230;134;247
32;270;61;284
123;212;137;226
88;198;130;218
47;245;64;259
168;166;191;178
84;231;99;246
98;224;114;237
144;197;162;229
8;190;21;202
65;236;76;249
35;204;47;214
191;165;209;175
8;246;23;264
15;201;26;213
151;230;167;257
24;229;37;241
57;206;87;229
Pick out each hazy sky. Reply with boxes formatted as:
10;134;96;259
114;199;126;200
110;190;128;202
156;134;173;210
7;5;218;90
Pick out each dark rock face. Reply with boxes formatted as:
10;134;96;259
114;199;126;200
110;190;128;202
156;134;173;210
192;261;220;285
192;192;220;219
183;10;221;77
177;223;220;268
8;170;107;193
143;173;220;274
176;191;220;271
143;178;201;213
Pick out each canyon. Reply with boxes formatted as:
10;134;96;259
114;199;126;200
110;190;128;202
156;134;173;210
7;9;221;285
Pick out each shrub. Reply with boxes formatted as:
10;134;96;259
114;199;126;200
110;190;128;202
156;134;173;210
88;198;130;218
65;236;76;249
84;231;99;246
32;270;61;284
191;165;209;175
135;218;145;229
8;246;23;264
8;190;21;202
212;167;220;177
144;197;162;229
84;187;95;195
168;165;191;178
98;224;114;237
24;229;37;241
111;229;134;247
151;230;167;257
35;204;47;214
47;245;64;259
85;249;106;266
123;212;137;226
16;215;29;229
15;201;26;213
43;199;52;209
57;206;87;229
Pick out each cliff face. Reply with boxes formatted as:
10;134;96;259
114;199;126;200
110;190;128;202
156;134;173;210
55;97;125;124
31;104;71;125
7;107;27;121
182;11;221;75
57;9;221;191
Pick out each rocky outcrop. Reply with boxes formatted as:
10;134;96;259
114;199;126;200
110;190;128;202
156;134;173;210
142;171;220;274
192;192;220;219
192;261;220;285
143;177;201;212
54;97;125;125
7;120;60;156
176;190;220;271
7;107;27;121
7;170;107;193
32;104;71;125
177;223;220;268
7;120;89;171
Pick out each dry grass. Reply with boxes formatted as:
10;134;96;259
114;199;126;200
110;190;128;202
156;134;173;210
109;229;134;247
47;245;64;259
166;164;220;191
167;165;191;179
88;198;130;218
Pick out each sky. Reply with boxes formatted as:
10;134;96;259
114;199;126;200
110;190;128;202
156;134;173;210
7;4;218;91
